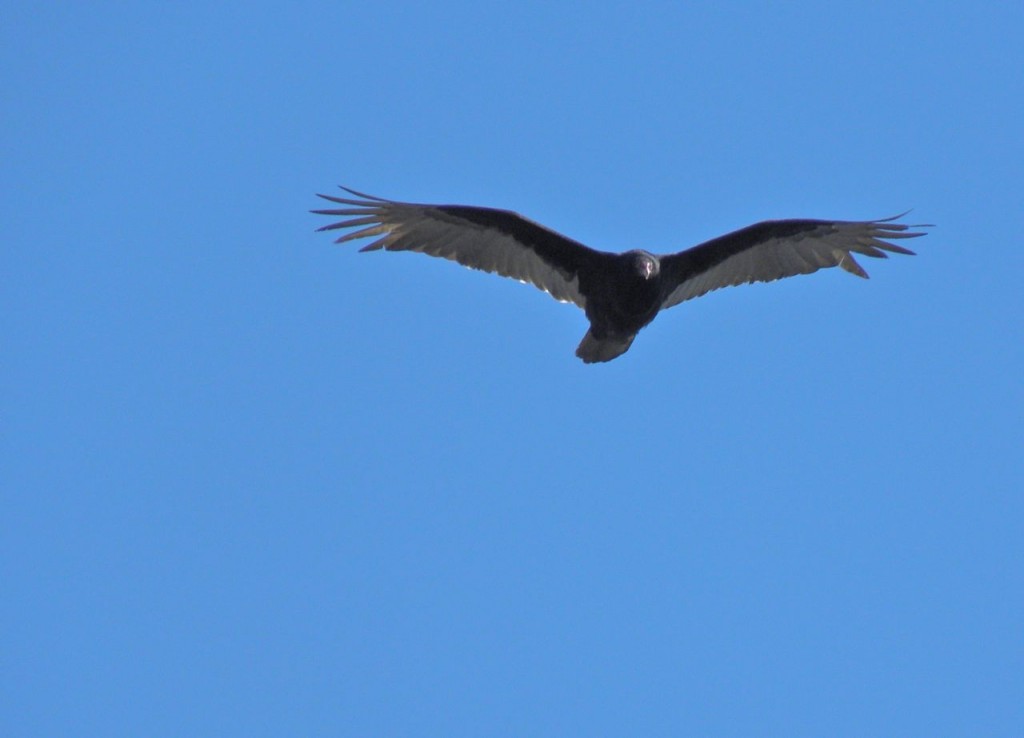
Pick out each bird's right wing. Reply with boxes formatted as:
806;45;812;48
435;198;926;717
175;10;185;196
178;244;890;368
659;215;928;309
313;188;610;308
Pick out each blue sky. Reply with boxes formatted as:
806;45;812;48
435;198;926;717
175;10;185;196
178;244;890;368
3;2;1023;736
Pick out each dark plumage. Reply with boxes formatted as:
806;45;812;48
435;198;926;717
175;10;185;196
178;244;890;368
312;187;928;363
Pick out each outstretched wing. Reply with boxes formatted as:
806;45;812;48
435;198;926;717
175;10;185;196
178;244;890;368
659;215;928;309
312;187;609;308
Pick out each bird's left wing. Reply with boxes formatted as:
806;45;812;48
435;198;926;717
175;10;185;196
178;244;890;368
313;188;608;308
658;215;928;309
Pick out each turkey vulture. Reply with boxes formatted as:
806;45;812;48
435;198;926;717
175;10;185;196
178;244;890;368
313;187;928;363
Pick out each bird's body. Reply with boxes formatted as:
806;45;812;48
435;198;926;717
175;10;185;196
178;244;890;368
313;188;928;363
574;250;663;362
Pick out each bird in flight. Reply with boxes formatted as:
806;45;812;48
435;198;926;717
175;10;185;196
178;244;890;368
313;187;928;363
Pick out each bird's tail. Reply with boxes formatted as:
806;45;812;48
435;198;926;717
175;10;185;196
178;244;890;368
575;330;636;364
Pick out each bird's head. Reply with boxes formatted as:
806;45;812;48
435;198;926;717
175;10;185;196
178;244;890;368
629;250;660;281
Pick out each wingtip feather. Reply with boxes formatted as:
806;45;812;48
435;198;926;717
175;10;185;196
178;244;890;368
838;252;870;278
337;185;390;202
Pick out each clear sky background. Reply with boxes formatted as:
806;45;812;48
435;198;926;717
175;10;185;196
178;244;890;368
3;2;1023;736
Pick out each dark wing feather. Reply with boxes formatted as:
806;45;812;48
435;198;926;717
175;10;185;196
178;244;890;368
312;187;608;308
659;215;928;309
